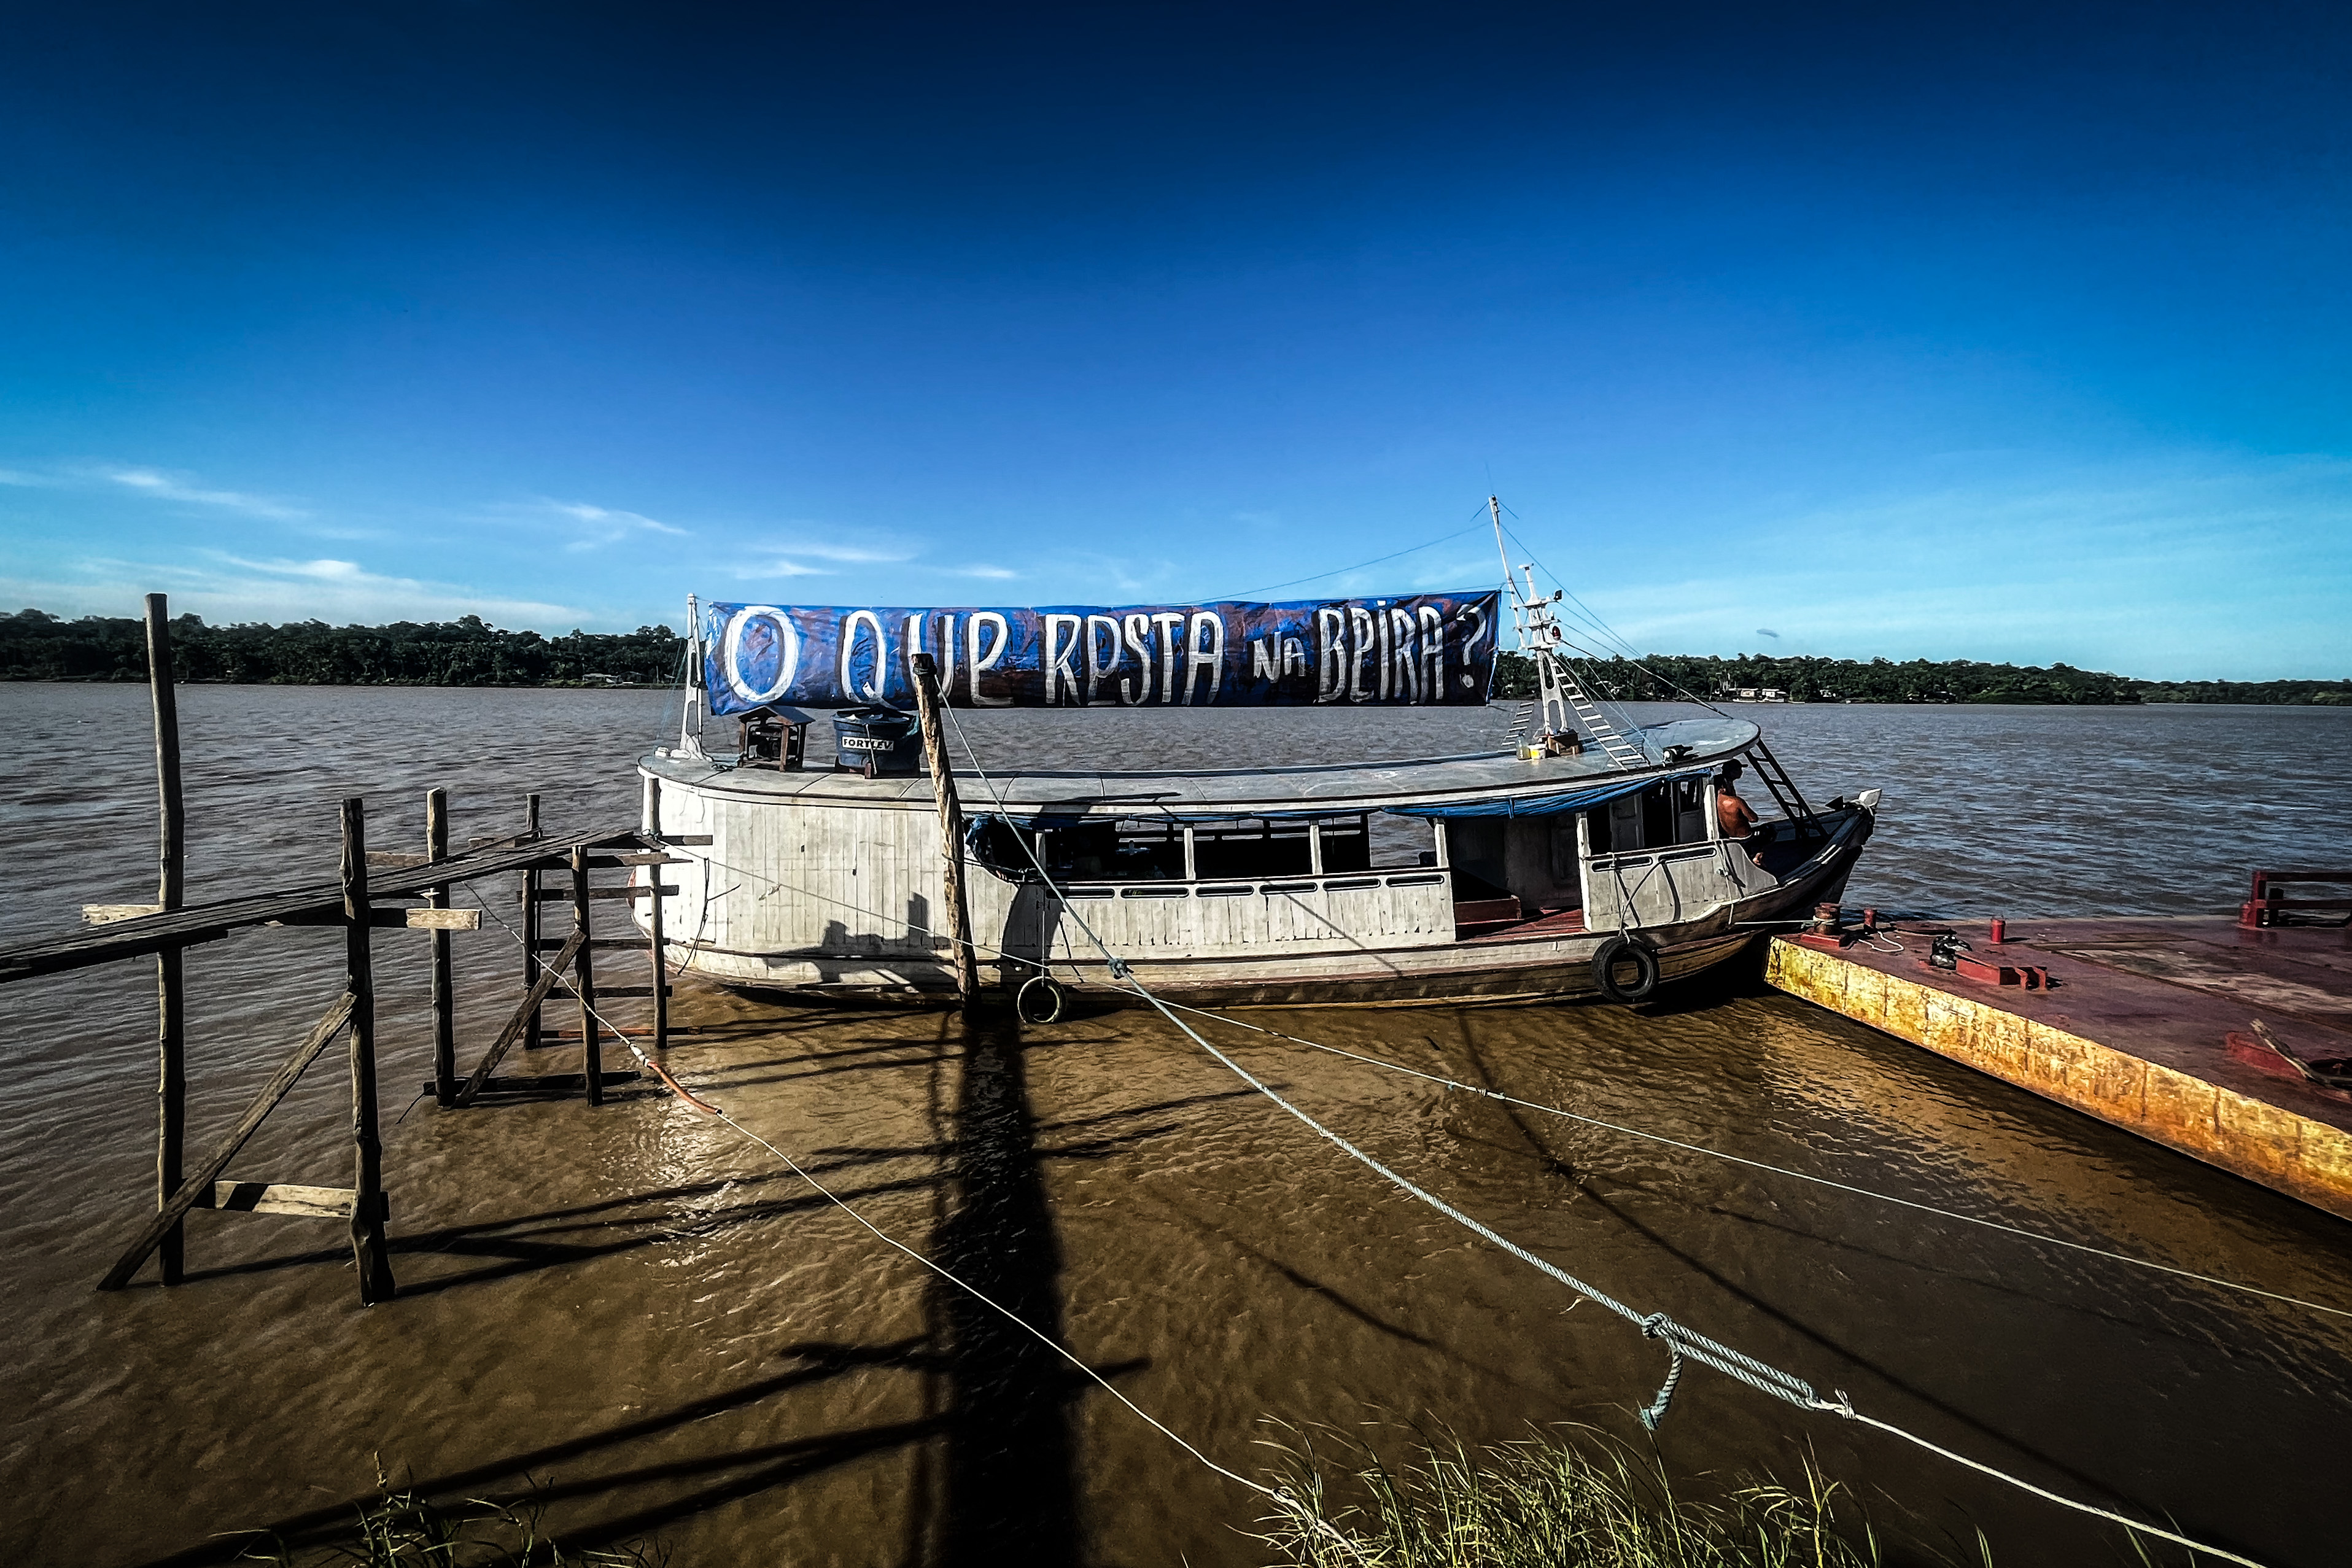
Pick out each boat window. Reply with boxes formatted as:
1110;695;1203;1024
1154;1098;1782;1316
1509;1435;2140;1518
1315;815;1371;874
1641;785;1675;848
1671;776;1710;844
1584;778;1714;858
975;810;1384;884
1192;818;1314;880
1033;818;1187;881
1370;811;1440;869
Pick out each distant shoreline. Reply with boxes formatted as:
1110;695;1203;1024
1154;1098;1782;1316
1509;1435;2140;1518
2;609;2345;706
4;680;2348;713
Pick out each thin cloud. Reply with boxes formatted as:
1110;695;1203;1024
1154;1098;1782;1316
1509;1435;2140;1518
1408;554;1505;592
947;564;1018;580
794;542;909;563
107;467;309;521
540;499;691;550
732;532;916;579
10;552;595;627
735;559;834;579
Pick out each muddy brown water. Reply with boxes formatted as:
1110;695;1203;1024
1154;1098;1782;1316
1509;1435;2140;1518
4;686;2350;1567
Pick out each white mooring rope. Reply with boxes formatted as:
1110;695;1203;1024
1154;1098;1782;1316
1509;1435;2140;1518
454;880;1287;1510
934;707;2272;1568
655;837;2352;1327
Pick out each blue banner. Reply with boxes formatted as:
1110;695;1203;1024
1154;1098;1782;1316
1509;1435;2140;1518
701;592;1499;713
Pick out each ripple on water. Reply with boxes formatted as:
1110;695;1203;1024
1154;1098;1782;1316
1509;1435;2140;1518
3;686;2350;1566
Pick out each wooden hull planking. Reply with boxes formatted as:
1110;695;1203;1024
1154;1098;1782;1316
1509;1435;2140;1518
629;747;1873;1009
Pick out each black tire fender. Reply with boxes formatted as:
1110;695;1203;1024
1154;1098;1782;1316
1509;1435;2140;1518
1591;935;1660;1004
1015;974;1067;1025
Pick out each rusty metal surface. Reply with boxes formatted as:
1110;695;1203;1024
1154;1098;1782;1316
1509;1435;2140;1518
1765;917;2352;1221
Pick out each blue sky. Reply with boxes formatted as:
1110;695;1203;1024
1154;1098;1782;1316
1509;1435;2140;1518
2;2;2346;679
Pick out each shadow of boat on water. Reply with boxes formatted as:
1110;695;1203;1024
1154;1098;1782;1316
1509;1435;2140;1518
142;1004;1101;1568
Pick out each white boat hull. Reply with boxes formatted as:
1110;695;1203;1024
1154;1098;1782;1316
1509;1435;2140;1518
629;747;1874;1009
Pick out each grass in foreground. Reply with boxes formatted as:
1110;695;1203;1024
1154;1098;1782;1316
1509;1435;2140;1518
1254;1426;1949;1568
232;1464;665;1568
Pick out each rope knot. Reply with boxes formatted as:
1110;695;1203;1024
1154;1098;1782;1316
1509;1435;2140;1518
1636;1314;1685;1431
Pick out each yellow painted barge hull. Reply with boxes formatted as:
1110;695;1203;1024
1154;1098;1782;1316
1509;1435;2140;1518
1766;925;2352;1222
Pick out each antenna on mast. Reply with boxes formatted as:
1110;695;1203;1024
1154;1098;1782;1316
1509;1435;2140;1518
1487;496;1650;770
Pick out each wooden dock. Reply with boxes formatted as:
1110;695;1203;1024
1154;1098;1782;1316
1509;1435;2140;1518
1764;900;2352;1221
0;593;713;1307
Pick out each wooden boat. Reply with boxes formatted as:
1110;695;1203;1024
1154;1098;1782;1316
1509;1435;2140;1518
633;527;1877;1008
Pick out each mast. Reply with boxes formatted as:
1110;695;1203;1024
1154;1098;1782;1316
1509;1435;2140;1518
680;593;703;752
1489;495;1648;770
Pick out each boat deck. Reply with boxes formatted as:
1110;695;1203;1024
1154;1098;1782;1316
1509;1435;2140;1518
1465;906;1589;942
645;715;1763;818
1767;914;2352;1220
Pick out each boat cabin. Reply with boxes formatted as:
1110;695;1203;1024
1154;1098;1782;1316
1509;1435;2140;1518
634;710;1860;1003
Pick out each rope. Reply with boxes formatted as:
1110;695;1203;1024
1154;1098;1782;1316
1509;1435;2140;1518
702;1104;1282;1504
449;880;1286;1508
934;707;2274;1567
1135;999;2352;1325
1208;505;1495;602
1834;1403;2265;1567
646;841;2352;1325
1499;518;1737;716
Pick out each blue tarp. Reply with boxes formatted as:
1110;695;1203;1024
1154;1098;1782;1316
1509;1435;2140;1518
701;592;1499;714
1384;768;1716;820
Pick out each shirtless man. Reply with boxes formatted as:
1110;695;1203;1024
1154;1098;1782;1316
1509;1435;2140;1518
1715;761;1764;864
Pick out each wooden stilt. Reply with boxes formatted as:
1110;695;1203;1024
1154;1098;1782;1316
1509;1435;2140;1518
341;799;395;1305
427;788;455;1107
143;593;187;1284
521;791;543;1052
572;845;602;1106
646;779;669;1056
99;991;357;1290
909;653;977;1003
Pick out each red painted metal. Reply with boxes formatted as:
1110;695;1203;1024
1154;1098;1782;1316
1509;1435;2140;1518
1938;952;2053;989
1989;917;2006;945
2240;869;2352;929
1777;911;2352;1219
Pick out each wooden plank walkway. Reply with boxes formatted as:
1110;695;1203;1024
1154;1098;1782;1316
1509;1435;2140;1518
0;823;643;985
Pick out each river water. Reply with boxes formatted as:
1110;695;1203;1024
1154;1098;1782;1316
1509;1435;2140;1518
2;686;2349;1567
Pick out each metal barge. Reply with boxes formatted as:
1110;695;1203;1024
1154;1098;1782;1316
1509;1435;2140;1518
1766;878;2352;1221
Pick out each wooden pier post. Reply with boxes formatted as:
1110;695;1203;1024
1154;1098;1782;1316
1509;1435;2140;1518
427;788;455;1107
909;653;977;1003
341;799;396;1305
521;792;543;1052
144;592;187;1285
572;845;602;1106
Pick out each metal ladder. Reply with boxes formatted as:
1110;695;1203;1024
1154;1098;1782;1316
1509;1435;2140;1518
1552;660;1648;769
1745;739;1823;839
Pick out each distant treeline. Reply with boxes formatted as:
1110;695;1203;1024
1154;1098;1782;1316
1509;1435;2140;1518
1491;650;2352;706
4;610;2346;704
0;609;685;686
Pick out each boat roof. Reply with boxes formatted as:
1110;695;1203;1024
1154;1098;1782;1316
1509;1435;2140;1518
640;715;1761;819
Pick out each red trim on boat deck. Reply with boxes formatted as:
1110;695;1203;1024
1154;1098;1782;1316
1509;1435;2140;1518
1465;906;1588;943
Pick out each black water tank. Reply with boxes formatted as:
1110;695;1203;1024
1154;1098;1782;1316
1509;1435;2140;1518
833;707;921;777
